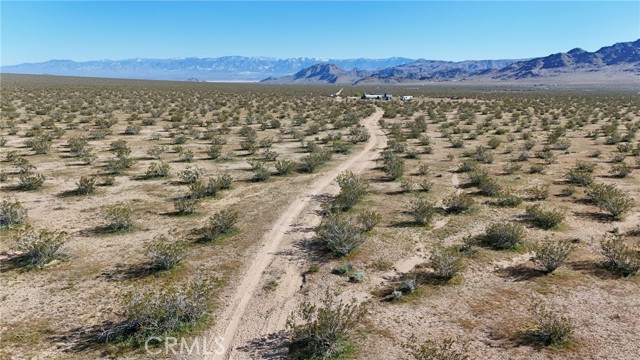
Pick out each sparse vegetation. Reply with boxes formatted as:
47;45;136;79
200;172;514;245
14;226;68;267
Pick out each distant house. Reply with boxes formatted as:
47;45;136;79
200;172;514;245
361;93;393;100
400;95;413;101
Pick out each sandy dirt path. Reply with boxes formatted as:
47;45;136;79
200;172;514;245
194;108;386;360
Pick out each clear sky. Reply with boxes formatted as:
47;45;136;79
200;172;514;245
1;1;639;66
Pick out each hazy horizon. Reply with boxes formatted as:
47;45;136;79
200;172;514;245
2;1;639;66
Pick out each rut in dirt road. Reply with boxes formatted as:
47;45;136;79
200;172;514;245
195;108;387;360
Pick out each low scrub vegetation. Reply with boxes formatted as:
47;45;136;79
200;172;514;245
316;214;366;256
14;226;68;267
525;204;565;229
0;199;27;228
482;222;526;249
334;171;368;211
600;234;639;277
532;238;573;273
586;183;635;220
201;209;239;241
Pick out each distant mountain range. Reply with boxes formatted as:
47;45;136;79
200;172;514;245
0;57;416;81
263;39;640;85
2;39;638;84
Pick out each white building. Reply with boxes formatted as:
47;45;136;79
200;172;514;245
400;95;413;101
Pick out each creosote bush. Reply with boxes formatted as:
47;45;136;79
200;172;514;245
145;231;186;270
482;222;526;250
443;193;474;214
357;210;381;232
75;176;97;195
586;183;635;220
409;197;437;226
405;335;469;360
0;199;27;229
14;226;68;267
533;238;573;273
287;291;365;360
104;204;134;231
101;275;214;343
525;204;564;229
178;166;203;184
428;246;462;280
382;150;405;180
275;159;296;175
316;214;365;256
145;161;170;178
527;302;573;346
600;234;639;277
173;197;199;215
18;172;45;190
201;209;239;241
335;171;368;211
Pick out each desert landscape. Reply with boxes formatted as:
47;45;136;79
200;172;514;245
0;73;638;360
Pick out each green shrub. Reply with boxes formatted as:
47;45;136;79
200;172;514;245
586;183;635;220
482;222;526;249
525;204;564;229
18;172;45;190
145;232;186;270
201;210;239;241
249;161;271;182
173;197;199;215
406;336;468;360
145;161;170;178
528;302;573;346
357;210;381;232
75;176;97;195
418;178;433;192
609;162;632;178
316;214;365;256
335;171;368;211
409;198;437;226
178;166;203;184
275;159;296;175
565;162;596;186
533;239;573;273
14;226;67;267
600;234;639;277
102;275;213;343
0;199;27;228
104;204;134;231
526;184;549;201
443;193;474;214
215;173;233;189
492;192;522;207
429;246;462;280
382;151;405;180
287;291;365;360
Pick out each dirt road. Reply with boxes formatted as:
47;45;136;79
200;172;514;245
195;108;386;360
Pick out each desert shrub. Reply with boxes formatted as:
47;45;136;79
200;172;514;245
287;291;365;360
477;175;502;197
527;302;573;346
487;137;501;149
418;178;433;192
525;205;564;229
147;145;166;159
102;275;213;343
409;198;437;226
105;156;134;175
215;173;233;189
145;161;170;178
492;192;522;207
201;210;239;241
316;214;365;256
104;204;134;231
526;184;549;201
533;239;573;273
600;234;639;277
586;183;635;220
75;176;97;195
428;246;462;280
275;159;296;175
399;277;418;294
529;163;545;174
382;151;405;180
482;222;526;249
474;146;494;163
178;166;203;184
357;210;381;232
405;336;469;360
503;162;522;175
145;232;186;270
451;138;464;148
249;161;271;182
14;226;67;267
400;178;416;192
25;136;52;154
18;172;45;190
124;124;141;135
173;197;199;215
565;162;595;186
443;193;474;214
334;171;368;211
0;199;28;228
206;144;222;159
609;162;632;178
457;159;478;173
299;150;332;173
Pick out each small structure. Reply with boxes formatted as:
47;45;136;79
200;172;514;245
400;95;413;101
361;93;393;100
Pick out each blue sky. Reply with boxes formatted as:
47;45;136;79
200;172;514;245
1;1;639;65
